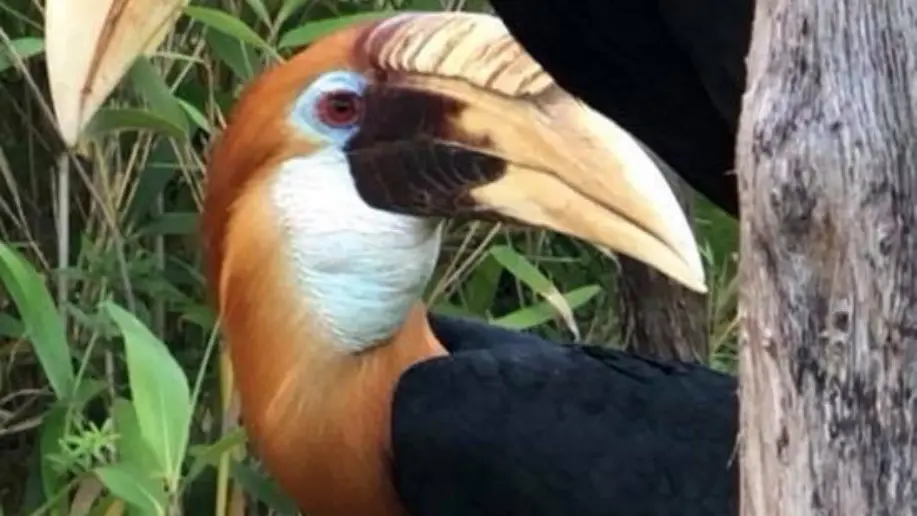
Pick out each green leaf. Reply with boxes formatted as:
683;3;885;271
184;428;247;486
277;0;309;26
278;12;392;49
184;5;279;60
38;381;106;499
465;0;492;10
38;404;69;514
94;464;166;516
693;195;737;273
205;30;260;82
244;0;272;26
430;301;480;319
230;460;298;515
124;141;181;224
460;255;503;315
127;58;190;138
0;37;44;73
103;302;191;483
179;304;217;331
0;312;23;338
488;245;582;337
84;494;122;516
402;0;445;10
82;108;188;141
136;212;199;237
111;398;161;475
178;98;211;134
20;442;47;514
491;285;601;331
0;241;73;399
71;378;109;409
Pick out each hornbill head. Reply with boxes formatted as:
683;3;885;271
50;9;708;516
200;11;707;299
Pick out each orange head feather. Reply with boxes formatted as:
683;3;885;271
202;19;373;296
201;17;437;516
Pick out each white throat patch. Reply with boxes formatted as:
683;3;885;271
269;147;442;353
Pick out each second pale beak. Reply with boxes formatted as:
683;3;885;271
44;0;187;146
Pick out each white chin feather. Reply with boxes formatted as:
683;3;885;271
269;147;442;353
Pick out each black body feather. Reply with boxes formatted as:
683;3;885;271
391;314;738;516
486;0;754;215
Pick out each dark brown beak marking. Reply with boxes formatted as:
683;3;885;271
345;85;507;216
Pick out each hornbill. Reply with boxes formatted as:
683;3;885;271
488;0;755;215
48;9;739;516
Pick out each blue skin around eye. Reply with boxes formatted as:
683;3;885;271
290;70;368;146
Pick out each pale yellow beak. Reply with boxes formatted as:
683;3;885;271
44;0;186;146
343;13;709;293
462;93;709;294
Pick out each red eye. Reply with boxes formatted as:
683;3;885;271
315;90;363;128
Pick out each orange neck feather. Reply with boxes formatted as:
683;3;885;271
201;26;449;513
212;173;447;515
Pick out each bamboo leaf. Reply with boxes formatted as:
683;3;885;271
0;37;44;72
124;141;181;224
430;301;480;319
184;5;279;60
135;212;199;237
82;108;188;141
277;0;309;26
205;30;260;82
178;98;211;133
127;58;190;137
402;0;446;10
244;0;272;26
491;285;601;331
488;245;582;338
278;12;391;49
460;255;503;315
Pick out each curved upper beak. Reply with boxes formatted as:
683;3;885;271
44;0;186;146
344;15;708;293
474;97;709;293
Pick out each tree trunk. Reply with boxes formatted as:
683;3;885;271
737;1;917;514
618;161;708;363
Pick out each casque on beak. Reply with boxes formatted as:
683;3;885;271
44;0;187;146
340;14;708;293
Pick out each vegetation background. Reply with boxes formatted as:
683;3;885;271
0;0;738;514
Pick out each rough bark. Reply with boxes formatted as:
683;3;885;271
737;1;917;514
618;164;708;363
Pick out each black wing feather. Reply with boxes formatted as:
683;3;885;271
391;314;738;516
658;0;753;129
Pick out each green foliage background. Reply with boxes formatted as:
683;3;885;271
0;0;738;514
